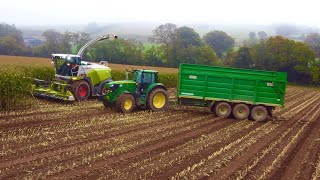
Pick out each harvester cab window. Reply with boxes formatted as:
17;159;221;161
70;57;81;76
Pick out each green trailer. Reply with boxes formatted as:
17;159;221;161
177;63;287;121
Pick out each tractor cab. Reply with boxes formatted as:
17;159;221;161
52;54;81;76
133;70;158;93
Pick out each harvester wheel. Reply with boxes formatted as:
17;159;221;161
251;105;268;122
232;103;250;120
215;102;232;118
71;80;90;101
116;93;135;113
147;88;169;112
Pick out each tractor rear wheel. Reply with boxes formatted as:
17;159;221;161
251;105;268;122
115;93;135;113
232;103;250;120
215;102;232;118
147;88;169;112
71;80;91;101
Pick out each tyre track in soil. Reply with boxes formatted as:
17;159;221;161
6;115;225;177
295;130;320;180
171;93;315;179
273;91;318;116
232;96;315;179
284;89;309;102
272;90;316;116
254;103;320;180
147;90;320;179
12;86;308;178
1;107;211;163
0;110;219;178
0;100;99;119
271;116;320;180
0;106;107;131
276;92;320;118
49;116;238;179
20;115;224;179
204;96;320;180
0;109;201;168
113;122;264;180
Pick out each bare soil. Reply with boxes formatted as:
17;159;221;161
1;86;320;179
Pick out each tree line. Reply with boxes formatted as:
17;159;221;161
1;23;320;84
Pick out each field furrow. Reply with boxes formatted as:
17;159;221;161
1;85;320;179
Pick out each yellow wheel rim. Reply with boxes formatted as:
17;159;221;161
153;93;166;109
124;98;133;110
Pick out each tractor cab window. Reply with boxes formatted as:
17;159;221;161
142;73;154;84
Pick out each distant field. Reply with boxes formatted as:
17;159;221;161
0;55;178;73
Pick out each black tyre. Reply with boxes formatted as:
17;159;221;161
232;103;250;120
147;88;169;112
71;80;91;101
115;93;135;113
251;105;268;122
103;101;111;109
215;102;232;118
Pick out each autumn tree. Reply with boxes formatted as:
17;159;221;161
149;23;178;65
304;33;320;57
251;36;316;83
176;26;202;48
233;47;253;68
203;30;235;58
258;31;268;40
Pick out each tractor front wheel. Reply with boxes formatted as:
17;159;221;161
71;80;91;101
116;93;135;113
147;88;169;112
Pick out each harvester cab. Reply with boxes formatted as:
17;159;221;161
33;34;117;101
100;69;169;113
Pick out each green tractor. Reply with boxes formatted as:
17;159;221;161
33;34;117;101
100;69;169;113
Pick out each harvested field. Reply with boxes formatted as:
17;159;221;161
1;85;320;179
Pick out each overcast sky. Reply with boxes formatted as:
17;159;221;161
1;0;320;26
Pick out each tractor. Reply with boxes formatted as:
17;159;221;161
33;34;117;101
100;69;169;113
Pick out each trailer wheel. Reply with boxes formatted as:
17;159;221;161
215;102;232;118
71;80;90;101
251;105;268;122
233;103;250;120
116;93;135;113
147;88;169;112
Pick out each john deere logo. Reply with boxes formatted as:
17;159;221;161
189;75;197;79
